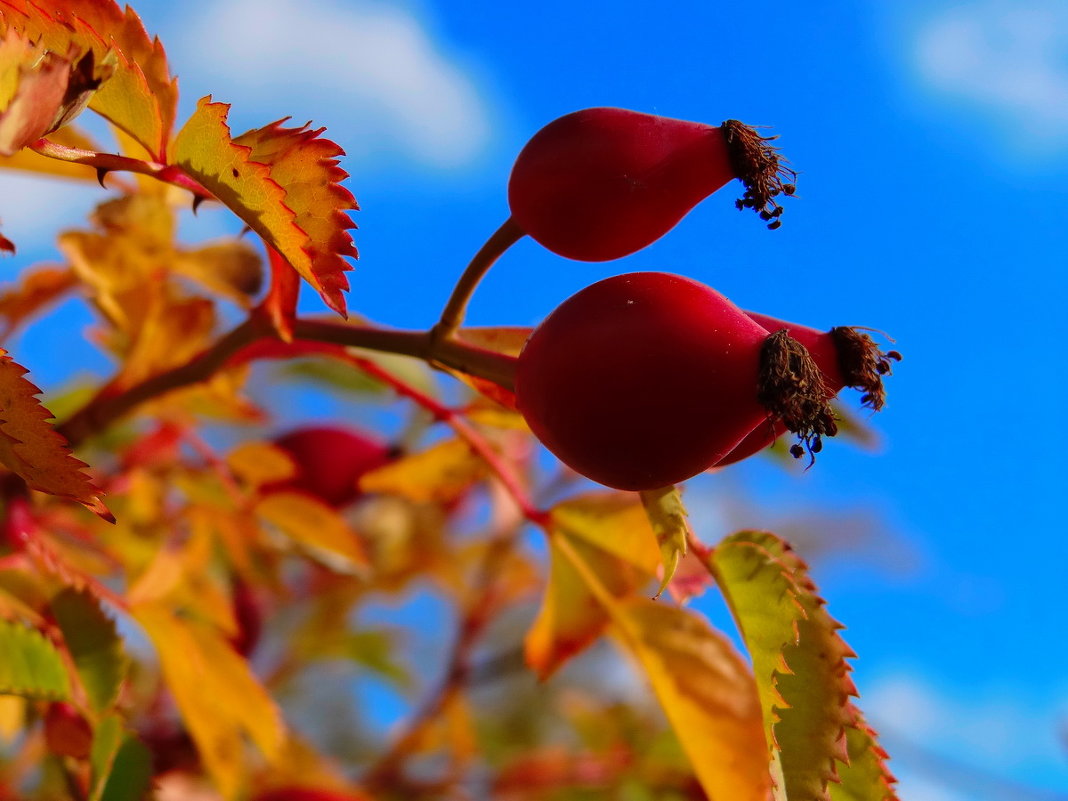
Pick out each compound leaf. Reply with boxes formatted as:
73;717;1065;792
0;348;109;518
51;588;128;714
0;618;70;700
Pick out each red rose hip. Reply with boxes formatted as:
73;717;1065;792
271;426;394;508
514;272;834;490
508;108;795;262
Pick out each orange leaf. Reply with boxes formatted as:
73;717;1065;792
0;31;72;155
173;99;355;316
235;119;357;316
525;494;660;678
611;599;771;801
0;123;101;180
0;349;108;518
0;0;177;157
133;602;286;798
359;438;487;503
0;266;77;339
255;491;369;574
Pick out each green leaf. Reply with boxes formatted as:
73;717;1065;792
90;714;153;801
51;589;128;714
639;486;689;598
710;531;857;801
830;714;899;801
0;618;70;700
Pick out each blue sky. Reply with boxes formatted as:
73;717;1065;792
2;1;1068;798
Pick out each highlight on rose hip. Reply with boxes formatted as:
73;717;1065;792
0;3;900;800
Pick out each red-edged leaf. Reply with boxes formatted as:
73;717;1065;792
0;349;109;518
0;0;177;157
173;99;356;316
235;119;357;316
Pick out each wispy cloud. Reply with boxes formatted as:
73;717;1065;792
172;0;494;169
912;1;1068;152
865;672;1068;797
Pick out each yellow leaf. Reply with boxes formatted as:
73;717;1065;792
134;602;285;799
173;239;264;307
359;438;486;503
0;0;177;157
174;99;355;316
226;442;296;488
234;120;358;316
0;695;24;744
612;598;772;801
552;493;660;574
256;491;369;574
0;349;108;518
639;486;690;599
524;494;659;678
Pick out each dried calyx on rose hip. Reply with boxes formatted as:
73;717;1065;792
507;107;795;262
267;425;396;508
716;311;901;467
514;272;837;491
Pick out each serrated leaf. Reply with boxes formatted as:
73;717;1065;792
611;598;772;801
359;437;486;503
234;119;357;316
711;531;864;801
51;589;128;714
174;99;355;315
134;601;286;799
830;714;899;801
90;714;153;801
0;349;109;517
0;618;70;700
0;0;177;157
639;486;689;599
256;491;369;574
525;494;659;678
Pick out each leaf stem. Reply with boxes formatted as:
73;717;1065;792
30;138;213;201
429;217;525;344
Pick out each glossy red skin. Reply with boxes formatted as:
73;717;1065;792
715;312;845;467
508;108;734;262
271;426;392;508
516;272;770;490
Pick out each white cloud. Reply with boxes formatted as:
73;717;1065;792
173;0;493;169
913;2;1068;152
865;673;1068;775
